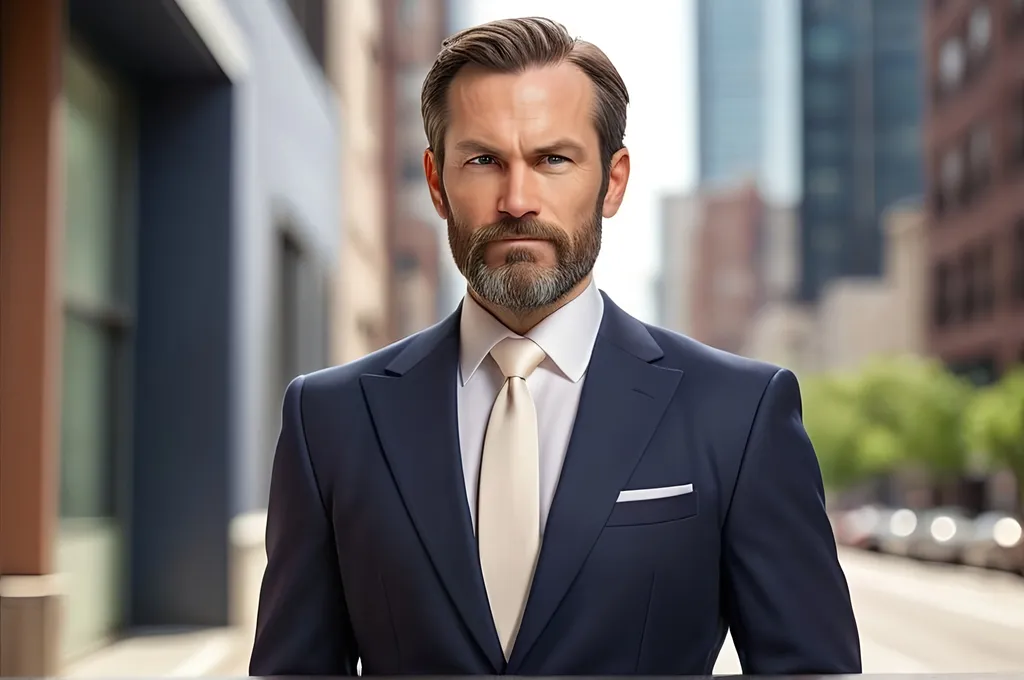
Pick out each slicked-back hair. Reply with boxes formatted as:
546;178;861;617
421;17;629;175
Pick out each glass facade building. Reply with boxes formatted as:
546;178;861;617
799;0;924;301
696;0;766;187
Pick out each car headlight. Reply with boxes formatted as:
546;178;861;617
930;516;956;542
890;509;917;537
993;517;1022;548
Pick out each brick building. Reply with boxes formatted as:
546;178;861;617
380;0;448;338
926;0;1024;383
690;182;764;355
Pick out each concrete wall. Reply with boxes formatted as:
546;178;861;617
222;0;339;516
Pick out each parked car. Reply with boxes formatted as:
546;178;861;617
907;506;974;563
877;507;920;556
961;511;1024;574
837;505;894;551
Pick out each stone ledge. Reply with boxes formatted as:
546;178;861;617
0;574;64;677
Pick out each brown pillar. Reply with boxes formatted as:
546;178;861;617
0;0;65;675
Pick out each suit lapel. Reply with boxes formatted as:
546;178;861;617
359;310;505;672
507;294;683;672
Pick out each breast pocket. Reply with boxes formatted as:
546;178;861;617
606;486;699;527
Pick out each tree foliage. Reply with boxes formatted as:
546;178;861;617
964;368;1024;502
803;355;974;491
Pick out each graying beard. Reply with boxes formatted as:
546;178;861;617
469;259;587;314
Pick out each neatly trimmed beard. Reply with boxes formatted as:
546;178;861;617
447;208;602;314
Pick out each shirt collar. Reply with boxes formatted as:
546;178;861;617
459;279;605;385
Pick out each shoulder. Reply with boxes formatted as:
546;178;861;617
283;323;443;407
644;323;793;401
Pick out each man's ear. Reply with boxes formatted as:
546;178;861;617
602;147;630;218
424;148;448;219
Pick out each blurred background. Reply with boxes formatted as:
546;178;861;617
1;0;1023;676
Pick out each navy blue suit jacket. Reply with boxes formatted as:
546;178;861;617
249;292;861;676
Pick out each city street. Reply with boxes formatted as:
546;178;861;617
714;548;1024;675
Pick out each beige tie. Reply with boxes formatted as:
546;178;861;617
478;336;547;659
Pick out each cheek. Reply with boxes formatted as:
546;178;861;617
444;175;497;221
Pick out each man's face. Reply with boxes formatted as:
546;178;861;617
424;62;629;314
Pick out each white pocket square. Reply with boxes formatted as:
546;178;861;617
616;483;694;503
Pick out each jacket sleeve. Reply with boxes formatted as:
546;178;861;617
249;375;360;676
722;368;861;675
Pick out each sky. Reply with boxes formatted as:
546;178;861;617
451;0;696;323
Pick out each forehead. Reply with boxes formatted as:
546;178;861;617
445;62;597;149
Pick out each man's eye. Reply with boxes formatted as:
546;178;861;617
468;156;496;165
545;155;570;165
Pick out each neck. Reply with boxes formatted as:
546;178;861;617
469;275;593;335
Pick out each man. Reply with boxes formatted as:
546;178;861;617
250;16;860;677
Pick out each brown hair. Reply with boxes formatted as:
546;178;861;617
420;17;629;174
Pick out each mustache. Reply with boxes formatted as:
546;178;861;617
471;217;567;245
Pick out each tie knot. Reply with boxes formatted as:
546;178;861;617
490;337;546;380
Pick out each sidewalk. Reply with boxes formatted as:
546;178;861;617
61;627;249;677
62;513;266;677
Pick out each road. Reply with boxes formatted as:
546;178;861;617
713;547;1024;675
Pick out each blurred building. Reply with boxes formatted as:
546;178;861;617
816;200;928;372
695;0;800;203
327;0;390;362
761;203;801;303
741;302;818;377
799;0;925;302
0;0;339;674
382;0;449;338
740;202;811;375
690;182;765;354
925;0;1024;383
657;192;703;333
696;0;766;187
745;200;927;375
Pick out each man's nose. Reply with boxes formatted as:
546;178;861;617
497;162;541;218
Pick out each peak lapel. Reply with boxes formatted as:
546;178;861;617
507;295;683;671
359;313;504;671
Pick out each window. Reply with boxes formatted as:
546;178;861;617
933;262;953;327
805;26;847;63
975;243;995;316
60;45;132;522
967;5;992;57
1013;85;1024;168
806;80;844;115
806;129;843;156
285;0;327;72
1010;0;1024;36
938;38;965;93
402;155;422;182
809;168;842;197
961;251;977;321
1014;220;1024;302
58;41;135;660
967;124;992;193
395;252;420;274
940;146;964;206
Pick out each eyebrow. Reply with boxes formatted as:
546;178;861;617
452;138;588;159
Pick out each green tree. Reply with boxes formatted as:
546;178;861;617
802;355;973;492
803;371;888;490
856;355;973;478
964;367;1024;507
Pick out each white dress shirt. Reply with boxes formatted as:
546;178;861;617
457;280;605;535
